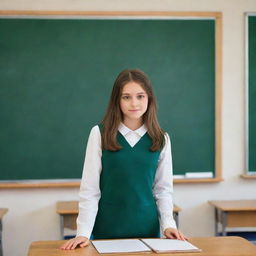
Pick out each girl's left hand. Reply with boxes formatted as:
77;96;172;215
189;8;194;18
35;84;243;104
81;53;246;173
163;228;187;241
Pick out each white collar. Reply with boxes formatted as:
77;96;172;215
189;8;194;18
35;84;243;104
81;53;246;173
118;122;147;137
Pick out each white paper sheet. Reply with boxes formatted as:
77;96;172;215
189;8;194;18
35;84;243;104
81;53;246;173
92;239;151;254
141;239;201;253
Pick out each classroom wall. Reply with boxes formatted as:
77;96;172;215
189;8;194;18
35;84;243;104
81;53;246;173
0;0;256;256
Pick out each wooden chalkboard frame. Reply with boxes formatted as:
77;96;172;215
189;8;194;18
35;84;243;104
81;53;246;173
241;13;256;180
0;11;222;188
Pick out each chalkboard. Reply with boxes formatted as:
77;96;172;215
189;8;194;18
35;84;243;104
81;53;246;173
248;14;256;173
0;12;222;184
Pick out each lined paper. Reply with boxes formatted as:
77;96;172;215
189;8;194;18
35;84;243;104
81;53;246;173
92;239;151;254
141;238;201;253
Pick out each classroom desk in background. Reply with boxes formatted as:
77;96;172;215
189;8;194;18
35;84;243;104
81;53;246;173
28;236;256;256
209;200;256;236
0;208;8;256
56;201;181;239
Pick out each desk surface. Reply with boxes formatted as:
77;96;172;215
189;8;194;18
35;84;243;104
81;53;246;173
208;200;256;211
56;201;182;214
28;237;256;256
0;208;8;219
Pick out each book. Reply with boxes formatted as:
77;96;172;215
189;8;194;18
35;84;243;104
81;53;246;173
91;238;201;254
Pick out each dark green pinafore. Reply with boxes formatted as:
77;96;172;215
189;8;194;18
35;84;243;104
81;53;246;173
92;126;161;239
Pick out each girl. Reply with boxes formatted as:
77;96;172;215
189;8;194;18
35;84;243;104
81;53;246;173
61;69;186;250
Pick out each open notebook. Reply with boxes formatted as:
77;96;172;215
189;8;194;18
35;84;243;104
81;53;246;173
91;238;201;254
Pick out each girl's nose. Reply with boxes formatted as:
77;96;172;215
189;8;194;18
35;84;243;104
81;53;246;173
131;98;138;107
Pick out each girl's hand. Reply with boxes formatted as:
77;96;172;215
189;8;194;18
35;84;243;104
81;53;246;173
163;228;187;241
60;236;90;250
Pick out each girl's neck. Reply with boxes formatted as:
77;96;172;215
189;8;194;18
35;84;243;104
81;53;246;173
122;118;143;131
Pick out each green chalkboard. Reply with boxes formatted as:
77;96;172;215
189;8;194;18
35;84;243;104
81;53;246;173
248;15;256;173
0;16;217;181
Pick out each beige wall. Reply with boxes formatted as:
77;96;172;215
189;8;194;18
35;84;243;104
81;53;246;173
1;1;256;256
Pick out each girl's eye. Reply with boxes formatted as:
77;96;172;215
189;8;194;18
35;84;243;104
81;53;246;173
137;95;145;99
122;96;130;100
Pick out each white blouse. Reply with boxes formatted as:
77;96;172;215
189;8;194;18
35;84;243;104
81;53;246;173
76;123;177;238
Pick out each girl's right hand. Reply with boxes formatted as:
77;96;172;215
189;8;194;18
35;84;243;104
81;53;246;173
60;236;90;250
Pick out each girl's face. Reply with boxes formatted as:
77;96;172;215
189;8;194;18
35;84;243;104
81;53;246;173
120;81;148;123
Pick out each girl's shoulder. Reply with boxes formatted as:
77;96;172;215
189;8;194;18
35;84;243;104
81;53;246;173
86;125;102;149
162;131;171;149
163;131;170;141
91;124;100;132
88;125;101;138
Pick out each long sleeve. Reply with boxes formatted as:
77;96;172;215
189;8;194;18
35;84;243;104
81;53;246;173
153;133;177;233
76;125;102;238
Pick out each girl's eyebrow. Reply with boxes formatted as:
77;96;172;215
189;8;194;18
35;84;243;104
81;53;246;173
121;92;146;95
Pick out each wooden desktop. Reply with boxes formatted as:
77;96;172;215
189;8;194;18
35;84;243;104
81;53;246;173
28;236;256;256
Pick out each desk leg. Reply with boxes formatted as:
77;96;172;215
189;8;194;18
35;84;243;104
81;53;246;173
0;220;3;256
220;211;227;236
60;215;64;240
173;212;179;228
214;208;218;236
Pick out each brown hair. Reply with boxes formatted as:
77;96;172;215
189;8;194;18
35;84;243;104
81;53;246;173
101;69;165;151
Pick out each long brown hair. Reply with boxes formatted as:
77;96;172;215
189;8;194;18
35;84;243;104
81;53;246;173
101;69;165;151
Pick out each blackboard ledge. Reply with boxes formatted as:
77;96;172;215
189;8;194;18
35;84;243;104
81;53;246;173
240;174;256;180
0;177;224;188
0;180;81;189
0;10;222;18
174;177;223;183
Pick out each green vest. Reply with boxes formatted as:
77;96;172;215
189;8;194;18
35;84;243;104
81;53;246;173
92;126;161;239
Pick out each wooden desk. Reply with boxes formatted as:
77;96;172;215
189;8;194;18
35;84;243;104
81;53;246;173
28;236;256;256
56;201;182;239
209;200;256;236
0;208;8;256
